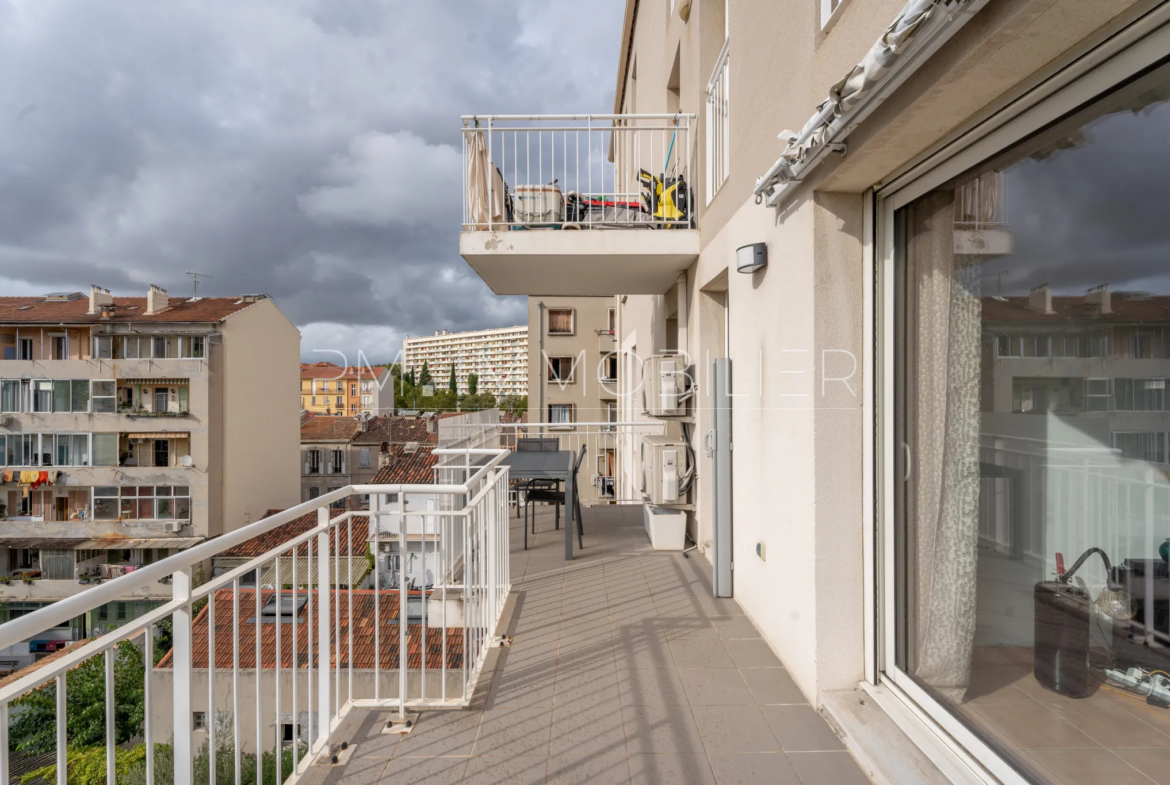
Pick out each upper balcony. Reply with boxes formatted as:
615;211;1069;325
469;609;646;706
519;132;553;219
460;114;699;296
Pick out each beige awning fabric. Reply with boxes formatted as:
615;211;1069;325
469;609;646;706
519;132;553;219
466;129;505;226
125;432;188;439
119;378;189;385
755;0;981;203
0;537;203;551
80;537;203;550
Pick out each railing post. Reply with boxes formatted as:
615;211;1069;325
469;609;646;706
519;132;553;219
172;566;193;785
486;117;493;231
316;508;332;749
398;491;407;719
485;470;497;628
55;675;66;785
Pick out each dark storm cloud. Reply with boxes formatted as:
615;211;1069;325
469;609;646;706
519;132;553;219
0;0;625;359
980;95;1170;298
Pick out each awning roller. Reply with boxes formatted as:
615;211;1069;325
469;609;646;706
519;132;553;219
120;378;189;385
0;537;203;551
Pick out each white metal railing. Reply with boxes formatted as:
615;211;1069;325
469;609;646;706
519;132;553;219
435;420;666;504
0;448;510;785
954;171;1007;229
462;114;696;230
706;40;730;204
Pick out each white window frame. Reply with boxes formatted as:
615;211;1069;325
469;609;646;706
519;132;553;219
93;335;113;360
49;333;68;360
872;18;1170;784
821;0;846;30
91;380;116;413
181;335;206;359
548;403;574;426
705;37;730;204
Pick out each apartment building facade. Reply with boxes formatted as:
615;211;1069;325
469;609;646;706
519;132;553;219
299;362;391;416
0;285;300;662
527;297;621;502
402;326;526;398
299;413;406;505
460;1;1170;782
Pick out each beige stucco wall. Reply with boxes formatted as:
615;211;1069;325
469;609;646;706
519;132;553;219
610;0;1148;706
220;299;301;533
527;296;621;504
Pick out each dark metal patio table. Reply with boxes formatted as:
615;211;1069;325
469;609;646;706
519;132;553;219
504;449;576;560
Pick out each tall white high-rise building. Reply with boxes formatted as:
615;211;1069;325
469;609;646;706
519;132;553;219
402;326;527;397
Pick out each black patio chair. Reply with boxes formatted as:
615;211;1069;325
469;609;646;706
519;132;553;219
524;445;586;551
513;437;560;517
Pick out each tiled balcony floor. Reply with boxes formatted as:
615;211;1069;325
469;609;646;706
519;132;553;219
302;504;871;785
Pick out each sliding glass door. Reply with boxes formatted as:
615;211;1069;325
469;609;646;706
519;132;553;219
881;44;1170;785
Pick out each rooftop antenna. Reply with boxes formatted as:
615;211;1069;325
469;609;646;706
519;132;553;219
185;270;213;299
982;270;1009;301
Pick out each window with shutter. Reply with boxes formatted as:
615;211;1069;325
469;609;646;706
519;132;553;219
547;309;574;335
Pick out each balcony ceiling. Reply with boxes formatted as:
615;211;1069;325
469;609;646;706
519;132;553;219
460;230;699;296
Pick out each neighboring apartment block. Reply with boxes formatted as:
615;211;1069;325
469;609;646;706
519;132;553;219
528;297;619;501
300;413;438;505
402;326;526;398
299;362;391;416
458;0;1170;780
0;285;300;660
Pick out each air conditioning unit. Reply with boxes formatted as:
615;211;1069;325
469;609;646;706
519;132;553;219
162;521;182;533
641;354;690;417
641;434;689;505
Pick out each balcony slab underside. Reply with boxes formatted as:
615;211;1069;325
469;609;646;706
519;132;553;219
460;230;699;296
300;505;868;785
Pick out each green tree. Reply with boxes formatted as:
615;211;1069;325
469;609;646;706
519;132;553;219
10;640;146;755
417;362;431;387
23;745;146;785
467;372;478;395
448;366;457;394
121;722;304;785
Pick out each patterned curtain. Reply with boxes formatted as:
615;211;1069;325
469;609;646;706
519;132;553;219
905;189;983;702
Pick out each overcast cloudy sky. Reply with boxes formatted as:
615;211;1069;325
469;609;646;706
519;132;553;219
0;0;624;361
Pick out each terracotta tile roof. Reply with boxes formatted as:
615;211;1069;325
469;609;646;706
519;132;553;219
155;588;463;671
0;295;260;324
218;509;369;558
982;295;1170;323
301;415;361;442
349;416;437;446
351;416;394;445
371;444;439;485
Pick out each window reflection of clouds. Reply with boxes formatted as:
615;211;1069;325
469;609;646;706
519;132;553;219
983;94;1170;297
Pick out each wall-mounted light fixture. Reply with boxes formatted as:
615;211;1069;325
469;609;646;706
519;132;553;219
736;243;768;274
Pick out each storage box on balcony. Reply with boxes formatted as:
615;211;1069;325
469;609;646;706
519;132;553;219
514;183;563;226
643;504;685;550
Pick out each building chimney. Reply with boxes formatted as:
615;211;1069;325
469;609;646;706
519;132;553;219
146;285;169;316
1028;284;1054;315
1086;284;1112;315
88;285;113;315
